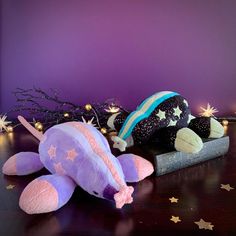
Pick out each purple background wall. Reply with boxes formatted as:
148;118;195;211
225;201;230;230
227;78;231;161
1;0;236;116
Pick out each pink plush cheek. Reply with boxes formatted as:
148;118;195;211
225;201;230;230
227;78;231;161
19;179;59;214
2;155;17;175
134;156;154;181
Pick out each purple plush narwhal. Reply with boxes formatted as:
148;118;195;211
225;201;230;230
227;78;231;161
2;116;154;214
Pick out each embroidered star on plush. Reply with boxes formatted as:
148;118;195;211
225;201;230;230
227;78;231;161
194;219;214;230
54;162;66;175
156;110;166;120
168;119;177;127
220;184;234;191
6;184;15;190
173;106;182;118
66;149;78;161
48;145;57;159
169;197;178;203
170;216;181;223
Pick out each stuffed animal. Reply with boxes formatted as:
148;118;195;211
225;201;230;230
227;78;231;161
108;91;224;153
2;116;154;214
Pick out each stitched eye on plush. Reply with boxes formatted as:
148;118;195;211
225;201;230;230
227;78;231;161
93;191;98;195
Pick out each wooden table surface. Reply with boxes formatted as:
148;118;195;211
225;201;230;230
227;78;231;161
0;123;236;236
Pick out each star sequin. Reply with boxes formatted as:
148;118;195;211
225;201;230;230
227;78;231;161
194;219;214;230
6;184;15;190
66;149;78;161
170;216;181;223
54;162;66;175
48;145;57;159
173;106;182;118
220;184;234;191
169;197;178;203
168;119;177;127
156;109;166;120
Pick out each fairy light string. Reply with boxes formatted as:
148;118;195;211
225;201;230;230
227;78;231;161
0;88;126;134
0;88;235;134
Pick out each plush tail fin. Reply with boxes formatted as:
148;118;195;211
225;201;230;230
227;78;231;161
18;115;43;141
2;152;43;176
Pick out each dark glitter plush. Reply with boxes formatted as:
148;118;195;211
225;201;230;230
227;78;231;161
154;126;181;150
109;93;224;152
188;117;211;138
114;112;130;131
114;95;191;145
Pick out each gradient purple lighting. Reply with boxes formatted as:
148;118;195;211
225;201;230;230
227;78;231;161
1;0;236;116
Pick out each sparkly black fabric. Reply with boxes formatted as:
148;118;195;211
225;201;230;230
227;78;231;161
130;95;191;145
188;117;211;138
154;126;182;150
110;94;216;150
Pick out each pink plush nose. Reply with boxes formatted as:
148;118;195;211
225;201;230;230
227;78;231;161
114;186;134;208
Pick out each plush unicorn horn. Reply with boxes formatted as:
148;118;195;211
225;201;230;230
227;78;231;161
2;116;154;214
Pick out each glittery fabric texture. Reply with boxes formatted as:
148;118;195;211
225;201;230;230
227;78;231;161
188;117;211;138
120;95;191;145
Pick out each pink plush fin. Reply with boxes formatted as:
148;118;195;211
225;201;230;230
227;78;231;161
19;174;76;214
117;154;154;183
2;152;44;176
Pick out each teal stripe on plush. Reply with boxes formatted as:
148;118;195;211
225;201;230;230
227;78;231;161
136;91;167;110
118;92;170;139
118;92;179;140
119;92;170;138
